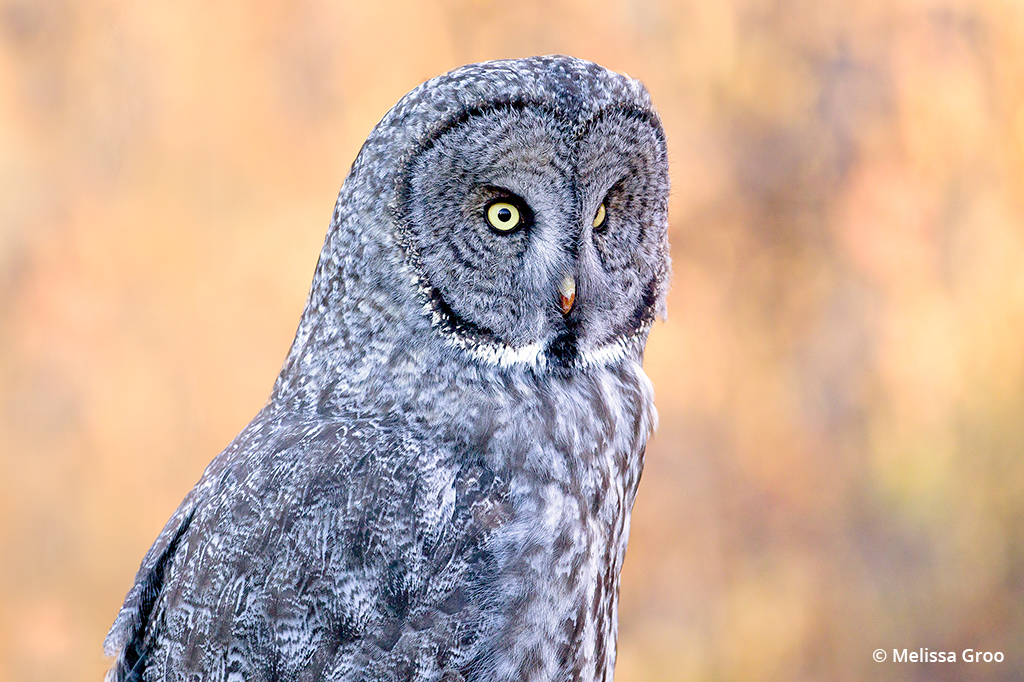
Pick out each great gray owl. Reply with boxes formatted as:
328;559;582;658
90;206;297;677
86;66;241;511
105;55;670;682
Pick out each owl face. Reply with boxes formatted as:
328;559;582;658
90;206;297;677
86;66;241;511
400;100;669;368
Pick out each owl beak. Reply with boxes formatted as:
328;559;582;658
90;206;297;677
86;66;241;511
558;274;576;316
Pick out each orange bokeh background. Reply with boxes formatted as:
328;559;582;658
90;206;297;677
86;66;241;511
2;1;1024;681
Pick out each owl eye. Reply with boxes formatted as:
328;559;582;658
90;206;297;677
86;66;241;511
486;201;522;233
592;202;607;229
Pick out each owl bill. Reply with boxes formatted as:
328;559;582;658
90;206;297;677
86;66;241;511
558;274;576;315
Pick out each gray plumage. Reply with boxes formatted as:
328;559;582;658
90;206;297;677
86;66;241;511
105;55;670;682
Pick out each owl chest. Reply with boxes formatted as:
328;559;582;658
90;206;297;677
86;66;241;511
507;443;635;681
474;369;648;681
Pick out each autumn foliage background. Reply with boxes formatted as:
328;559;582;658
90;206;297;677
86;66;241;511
2;1;1024;681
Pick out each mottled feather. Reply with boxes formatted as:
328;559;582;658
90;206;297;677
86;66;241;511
106;55;669;682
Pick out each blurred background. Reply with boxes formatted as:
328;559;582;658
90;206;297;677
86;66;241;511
2;0;1023;680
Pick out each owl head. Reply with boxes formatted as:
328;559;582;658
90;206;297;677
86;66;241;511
283;56;669;389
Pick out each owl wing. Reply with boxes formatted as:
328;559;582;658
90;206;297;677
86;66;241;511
103;487;200;680
105;412;513;681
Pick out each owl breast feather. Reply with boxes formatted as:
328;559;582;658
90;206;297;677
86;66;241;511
106;358;654;682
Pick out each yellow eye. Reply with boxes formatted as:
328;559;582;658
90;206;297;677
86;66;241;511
486;201;522;232
592;202;607;229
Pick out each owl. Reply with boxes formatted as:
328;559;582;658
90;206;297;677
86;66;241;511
105;55;670;682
